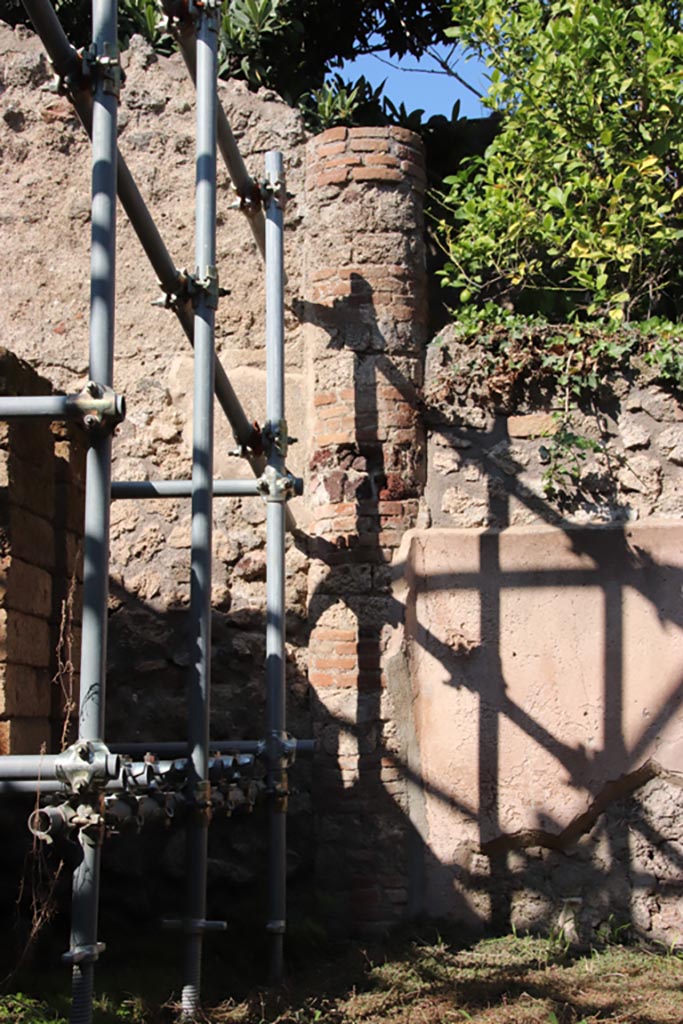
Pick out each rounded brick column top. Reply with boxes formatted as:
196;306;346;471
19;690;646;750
307;126;426;193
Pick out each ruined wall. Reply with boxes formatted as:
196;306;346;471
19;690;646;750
423;328;683;528
0;350;84;754
2;17;683;949
386;337;683;944
0;21;313;920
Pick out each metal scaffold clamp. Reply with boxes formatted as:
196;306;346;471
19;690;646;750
261;168;287;211
79;41;122;99
185;264;227;310
263;418;296;458
62;942;106;967
257;464;301;503
68;381;126;435
193;779;213;825
54;740;121;795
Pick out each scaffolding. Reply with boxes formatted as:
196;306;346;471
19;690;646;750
0;1;310;1020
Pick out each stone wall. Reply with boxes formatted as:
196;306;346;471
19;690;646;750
2;18;683;949
422;327;683;529
0;349;84;754
383;329;683;945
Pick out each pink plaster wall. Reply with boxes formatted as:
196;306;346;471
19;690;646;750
391;521;683;942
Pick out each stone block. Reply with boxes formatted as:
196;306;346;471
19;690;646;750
1;558;53;618
0;663;51;717
8;507;54;569
0;608;51;668
0;716;51;755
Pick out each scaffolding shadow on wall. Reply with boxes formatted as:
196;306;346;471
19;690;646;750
0;1;312;1021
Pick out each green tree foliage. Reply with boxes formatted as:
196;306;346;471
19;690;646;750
438;0;683;322
5;0;450;121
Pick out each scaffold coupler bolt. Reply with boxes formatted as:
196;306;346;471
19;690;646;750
68;382;126;435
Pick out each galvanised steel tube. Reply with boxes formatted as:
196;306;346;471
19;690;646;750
0;780;66;795
68;2;118;1020
182;5;218;1017
162;8;266;258
0;755;60;779
109;740;264;757
264;150;287;984
0;396;71;418
21;0;281;497
111;479;260;499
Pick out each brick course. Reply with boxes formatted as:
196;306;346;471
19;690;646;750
304;127;427;931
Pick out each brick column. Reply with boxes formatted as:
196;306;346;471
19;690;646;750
302;127;427;931
0;350;84;754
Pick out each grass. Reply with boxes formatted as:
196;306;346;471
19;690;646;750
1;930;682;1023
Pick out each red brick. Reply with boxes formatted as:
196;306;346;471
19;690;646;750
309;669;359;688
349;138;390;153
311;627;357;642
352;165;405;184
331;641;358;655
378;532;402;548
316;404;347;422
377;501;405;516
396;143;424;163
310;655;358;671
317;432;355;446
349;127;390;139
312;502;357;518
349;887;382;907
315;126;348;144
314;169;350;188
400;162;427;190
390;126;421;145
364;154;400;168
324;155;362;169
316;140;347;158
311;282;350;301
314;392;337;407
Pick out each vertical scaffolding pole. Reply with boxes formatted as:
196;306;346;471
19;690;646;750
67;1;118;1021
264;150;287;984
182;2;219;1017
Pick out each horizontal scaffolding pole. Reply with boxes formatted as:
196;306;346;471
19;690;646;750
0;396;71;418
111;479;260;499
108;739;316;758
0;754;60;779
0;780;66;795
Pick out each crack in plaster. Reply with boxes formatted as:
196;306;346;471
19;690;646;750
482;759;683;855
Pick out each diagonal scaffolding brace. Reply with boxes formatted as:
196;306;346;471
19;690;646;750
0;2;310;1021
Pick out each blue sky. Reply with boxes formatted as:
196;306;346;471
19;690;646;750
336;42;491;121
